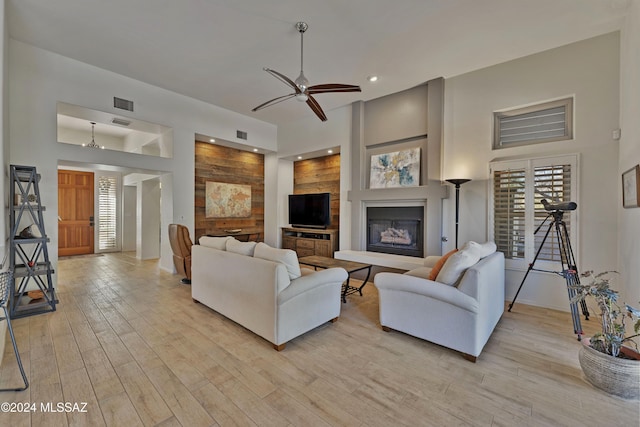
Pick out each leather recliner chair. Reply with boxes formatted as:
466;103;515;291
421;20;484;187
168;224;193;284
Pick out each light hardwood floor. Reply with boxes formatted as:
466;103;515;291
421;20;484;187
0;253;638;426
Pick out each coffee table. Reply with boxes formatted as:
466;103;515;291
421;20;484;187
298;255;372;303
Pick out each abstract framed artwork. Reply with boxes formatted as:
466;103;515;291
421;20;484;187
370;148;421;189
622;164;640;208
205;182;252;218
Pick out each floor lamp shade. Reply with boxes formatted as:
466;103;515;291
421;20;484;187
446;179;471;249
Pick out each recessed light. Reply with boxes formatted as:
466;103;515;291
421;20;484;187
297;156;303;160
209;138;215;143
327;149;333;154
367;75;378;82
253;148;258;152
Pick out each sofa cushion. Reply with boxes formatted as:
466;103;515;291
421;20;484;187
199;236;230;250
254;242;301;280
427;249;458;281
404;267;433;280
226;238;257;256
435;249;481;286
460;241;497;259
423;256;442;268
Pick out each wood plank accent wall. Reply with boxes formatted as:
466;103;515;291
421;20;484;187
293;154;340;231
194;142;264;241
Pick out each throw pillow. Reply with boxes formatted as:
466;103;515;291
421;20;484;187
253;242;301;280
199;236;230;250
427;249;458;281
226;238;257;256
435;249;481;286
459;241;497;259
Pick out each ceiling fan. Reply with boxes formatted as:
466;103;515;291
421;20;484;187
252;22;361;122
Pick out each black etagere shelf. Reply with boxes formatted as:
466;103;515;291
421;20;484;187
8;165;57;318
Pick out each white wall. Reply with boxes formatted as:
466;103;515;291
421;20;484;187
138;179;161;260
8;40;277;277
619;1;640;307
443;32;621;311
122;185;137;251
58;127;126;151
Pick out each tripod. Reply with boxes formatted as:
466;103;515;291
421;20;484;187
508;208;589;340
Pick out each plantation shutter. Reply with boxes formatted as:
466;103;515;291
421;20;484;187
493;169;526;259
98;175;118;251
533;164;572;262
490;155;577;269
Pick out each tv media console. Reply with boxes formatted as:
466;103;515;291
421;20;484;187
281;227;338;258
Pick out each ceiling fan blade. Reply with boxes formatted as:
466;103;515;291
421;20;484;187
264;68;299;92
252;93;296;112
307;83;362;94
306;95;327;122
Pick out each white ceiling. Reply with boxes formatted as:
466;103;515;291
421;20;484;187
7;0;630;126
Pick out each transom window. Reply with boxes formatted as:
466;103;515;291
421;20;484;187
493;98;573;149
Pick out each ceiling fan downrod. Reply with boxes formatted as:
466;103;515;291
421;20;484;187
294;21;309;95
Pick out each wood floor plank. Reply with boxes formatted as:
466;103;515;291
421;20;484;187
98;392;145;427
29;381;69;427
143;363;215;426
252;357;362;427
217;379;291;427
263;388;331;427
94;327;134;368
113;360;174;426
59;367;105;427
81;346;126;401
52;331;84;375
1;252;638;427
191;382;258;426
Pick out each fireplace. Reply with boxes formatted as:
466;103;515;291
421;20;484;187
367;206;424;257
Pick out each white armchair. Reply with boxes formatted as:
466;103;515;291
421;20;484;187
374;251;505;361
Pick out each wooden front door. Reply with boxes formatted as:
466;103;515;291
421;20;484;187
58;170;94;256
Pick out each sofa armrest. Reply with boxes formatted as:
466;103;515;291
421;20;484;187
278;268;348;304
374;273;478;313
457;251;505;301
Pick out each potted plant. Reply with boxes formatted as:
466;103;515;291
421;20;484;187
571;270;640;399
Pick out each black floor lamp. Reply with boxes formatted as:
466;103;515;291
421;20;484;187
446;178;471;249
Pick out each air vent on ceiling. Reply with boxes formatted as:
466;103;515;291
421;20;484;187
111;118;131;127
237;130;248;140
113;97;134;112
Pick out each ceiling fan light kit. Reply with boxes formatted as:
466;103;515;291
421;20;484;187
252;21;361;122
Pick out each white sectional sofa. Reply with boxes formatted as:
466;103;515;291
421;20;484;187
374;242;505;361
191;237;348;350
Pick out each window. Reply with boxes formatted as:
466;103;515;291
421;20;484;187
490;155;577;269
493;98;573;149
98;175;119;251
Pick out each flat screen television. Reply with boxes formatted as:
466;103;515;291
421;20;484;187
288;193;331;229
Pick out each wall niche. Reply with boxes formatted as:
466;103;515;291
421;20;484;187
293;153;341;231
194;141;264;241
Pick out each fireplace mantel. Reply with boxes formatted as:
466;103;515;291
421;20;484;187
346;182;447;256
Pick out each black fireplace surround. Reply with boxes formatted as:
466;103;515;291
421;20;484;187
367;206;424;258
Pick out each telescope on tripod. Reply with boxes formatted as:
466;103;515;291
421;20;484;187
508;198;589;340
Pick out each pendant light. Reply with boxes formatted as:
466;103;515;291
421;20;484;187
82;122;104;149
